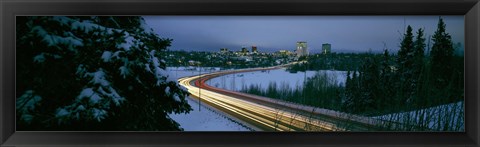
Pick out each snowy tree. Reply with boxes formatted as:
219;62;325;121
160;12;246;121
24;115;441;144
16;16;192;131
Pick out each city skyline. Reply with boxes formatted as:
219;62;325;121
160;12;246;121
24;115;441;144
143;16;464;54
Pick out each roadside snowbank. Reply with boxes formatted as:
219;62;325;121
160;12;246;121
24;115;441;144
169;97;251;131
372;101;464;131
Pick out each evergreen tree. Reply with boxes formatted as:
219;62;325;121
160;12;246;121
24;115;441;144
379;49;395;113
411;28;426;105
413;28;426;78
358;56;382;115
345;70;352;92
413;28;426;63
397;25;415;74
430;17;455;89
343;70;359;113
342;70;352;110
396;25;417;104
16;16;192;131
380;49;391;77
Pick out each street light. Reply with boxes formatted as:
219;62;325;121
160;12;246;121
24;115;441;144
303;56;308;104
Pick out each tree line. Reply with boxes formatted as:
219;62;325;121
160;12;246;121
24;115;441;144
342;17;464;116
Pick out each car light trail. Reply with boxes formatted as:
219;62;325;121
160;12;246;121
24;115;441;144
178;64;386;131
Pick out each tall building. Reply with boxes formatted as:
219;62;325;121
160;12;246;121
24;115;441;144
278;50;293;55
252;46;258;53
220;48;229;53
295;41;308;58
241;47;248;53
322;43;331;54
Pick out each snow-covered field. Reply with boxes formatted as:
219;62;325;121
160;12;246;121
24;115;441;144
166;66;250;131
166;66;221;79
208;68;347;91
169;96;251;131
372;101;464;131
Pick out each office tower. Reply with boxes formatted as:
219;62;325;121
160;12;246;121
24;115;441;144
296;41;308;57
322;43;331;54
252;46;258;53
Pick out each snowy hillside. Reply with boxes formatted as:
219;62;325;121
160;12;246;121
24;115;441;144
169;97;251;131
372;101;464;131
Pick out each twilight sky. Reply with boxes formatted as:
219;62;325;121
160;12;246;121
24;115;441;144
143;16;464;54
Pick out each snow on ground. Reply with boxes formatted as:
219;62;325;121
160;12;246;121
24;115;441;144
166;66;250;131
167;66;464;131
207;68;347;92
372;101;464;131
169;96;251;131
166;66;221;80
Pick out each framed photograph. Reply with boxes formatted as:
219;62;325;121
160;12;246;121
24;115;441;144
1;0;479;146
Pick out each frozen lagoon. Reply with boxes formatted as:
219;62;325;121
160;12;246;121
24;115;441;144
207;68;348;92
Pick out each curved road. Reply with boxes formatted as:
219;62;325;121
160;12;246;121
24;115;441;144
178;64;385;131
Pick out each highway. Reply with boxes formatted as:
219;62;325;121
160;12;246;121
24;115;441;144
178;64;385;131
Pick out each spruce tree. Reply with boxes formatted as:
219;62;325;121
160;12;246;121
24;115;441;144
413;28;426;78
396;25;416;104
381;49;391;77
343;70;352;110
16;16;192;131
362;57;380;115
343;70;359;113
397;25;415;74
379;49;394;113
413;28;426;63
430;17;454;89
411;28;426;103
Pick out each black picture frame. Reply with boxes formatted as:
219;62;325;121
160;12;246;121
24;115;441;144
1;0;479;146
